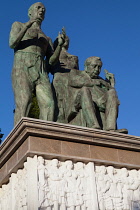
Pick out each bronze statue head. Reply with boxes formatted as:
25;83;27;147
28;2;46;22
84;56;102;78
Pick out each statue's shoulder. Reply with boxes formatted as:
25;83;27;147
45;35;52;42
70;69;87;77
11;21;25;29
74;70;87;75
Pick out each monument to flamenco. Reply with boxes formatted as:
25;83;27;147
0;2;140;210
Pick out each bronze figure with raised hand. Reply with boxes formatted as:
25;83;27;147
9;2;65;125
68;56;128;133
52;28;79;123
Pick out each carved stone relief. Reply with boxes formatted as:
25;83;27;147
37;157;98;210
95;166;140;210
0;183;11;210
1;157;140;210
0;162;27;210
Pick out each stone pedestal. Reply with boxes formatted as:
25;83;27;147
0;118;140;210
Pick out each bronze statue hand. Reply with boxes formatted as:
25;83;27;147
62;27;66;38
104;69;115;88
25;19;37;28
58;31;65;46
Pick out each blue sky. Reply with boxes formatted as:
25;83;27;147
1;0;140;141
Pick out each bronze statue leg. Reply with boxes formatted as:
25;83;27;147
105;89;118;131
12;67;32;126
36;81;54;121
80;87;100;129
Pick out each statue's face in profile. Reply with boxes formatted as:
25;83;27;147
30;2;46;22
86;59;102;79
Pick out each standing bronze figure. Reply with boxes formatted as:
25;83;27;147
9;2;64;125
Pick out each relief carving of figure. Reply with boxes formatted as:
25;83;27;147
17;169;27;209
37;156;50;209
95;165;113;210
75;162;94;210
47;159;63;210
10;173;19;210
96;166;140;210
0;184;11;210
118;168;130;210
83;163;95;209
63;160;77;210
128;169;140;209
106;166;123;210
20;163;28;210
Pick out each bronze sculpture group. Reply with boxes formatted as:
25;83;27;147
9;2;128;134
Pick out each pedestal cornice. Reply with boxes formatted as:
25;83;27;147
1;117;140;186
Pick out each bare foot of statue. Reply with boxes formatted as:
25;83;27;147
108;129;128;134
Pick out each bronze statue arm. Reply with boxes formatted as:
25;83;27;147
9;20;36;49
49;45;62;66
69;78;85;88
104;69;115;88
69;73;94;88
49;31;65;66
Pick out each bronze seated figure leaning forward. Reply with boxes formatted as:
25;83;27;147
53;53;128;134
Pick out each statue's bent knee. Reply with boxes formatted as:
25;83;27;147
80;86;91;97
108;88;117;96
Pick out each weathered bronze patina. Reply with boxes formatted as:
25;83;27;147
68;57;119;130
9;3;127;133
53;54;128;133
9;2;64;125
53;33;79;123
